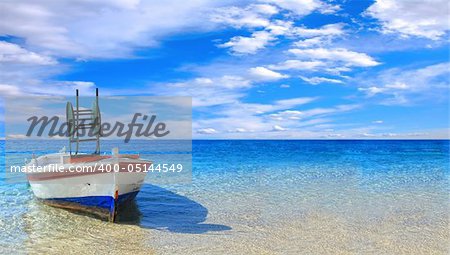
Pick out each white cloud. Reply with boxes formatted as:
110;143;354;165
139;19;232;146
269;104;359;121
194;102;361;138
0;84;22;96
289;48;381;67
249;66;289;81
217;9;345;55
153;75;251;107
372;120;384;124
216;75;252;89
193;97;317;136
0;41;100;98
210;4;277;28
269;60;324;70
0;0;226;58
6;134;28;139
191;94;437;138
272;125;287;131
0;41;56;65
265;20;294;35
269;110;303;120
325;66;352;75
185;75;252;90
263;0;340;16
357;62;450;104
0;1;447;141
294;37;327;48
300;104;360;117
385;82;409;90
358;86;385;96
300;76;343;85
325;133;343;138
252;4;279;15
228;128;250;133
221;97;317;116
196;128;218;134
275;97;316;108
293;23;345;38
0;79;96;97
152;64;306;108
280;84;290;88
0;1;345;59
359;131;434;139
291;23;344;48
366;0;450;40
218;31;276;54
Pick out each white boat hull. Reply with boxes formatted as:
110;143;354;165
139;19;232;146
29;171;146;199
26;153;150;221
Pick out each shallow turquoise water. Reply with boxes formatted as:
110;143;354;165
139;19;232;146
0;140;449;254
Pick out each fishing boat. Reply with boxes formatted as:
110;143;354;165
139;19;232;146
25;89;151;222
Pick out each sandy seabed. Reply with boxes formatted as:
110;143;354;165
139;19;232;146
9;183;448;255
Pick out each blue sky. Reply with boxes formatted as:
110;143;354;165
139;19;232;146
0;0;449;139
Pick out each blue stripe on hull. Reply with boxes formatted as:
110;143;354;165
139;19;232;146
47;191;139;209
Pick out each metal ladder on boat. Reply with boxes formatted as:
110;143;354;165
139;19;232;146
66;88;101;155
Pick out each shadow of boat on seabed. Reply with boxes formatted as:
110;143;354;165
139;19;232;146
116;184;231;234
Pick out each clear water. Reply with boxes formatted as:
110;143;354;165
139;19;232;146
0;140;449;254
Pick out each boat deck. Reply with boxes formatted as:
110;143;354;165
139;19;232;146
68;154;139;163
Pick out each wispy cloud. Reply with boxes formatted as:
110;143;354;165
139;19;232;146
269;60;324;71
357;62;450;105
218;31;276;54
193;97;319;135
300;76;343;85
272;125;287;131
0;41;56;65
263;0;340;16
249;66;289;81
196;128;218;134
288;48;380;67
269;104;360;121
152;75;249;107
0;79;96;97
210;4;277;28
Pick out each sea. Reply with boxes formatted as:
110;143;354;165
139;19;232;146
0;140;449;254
